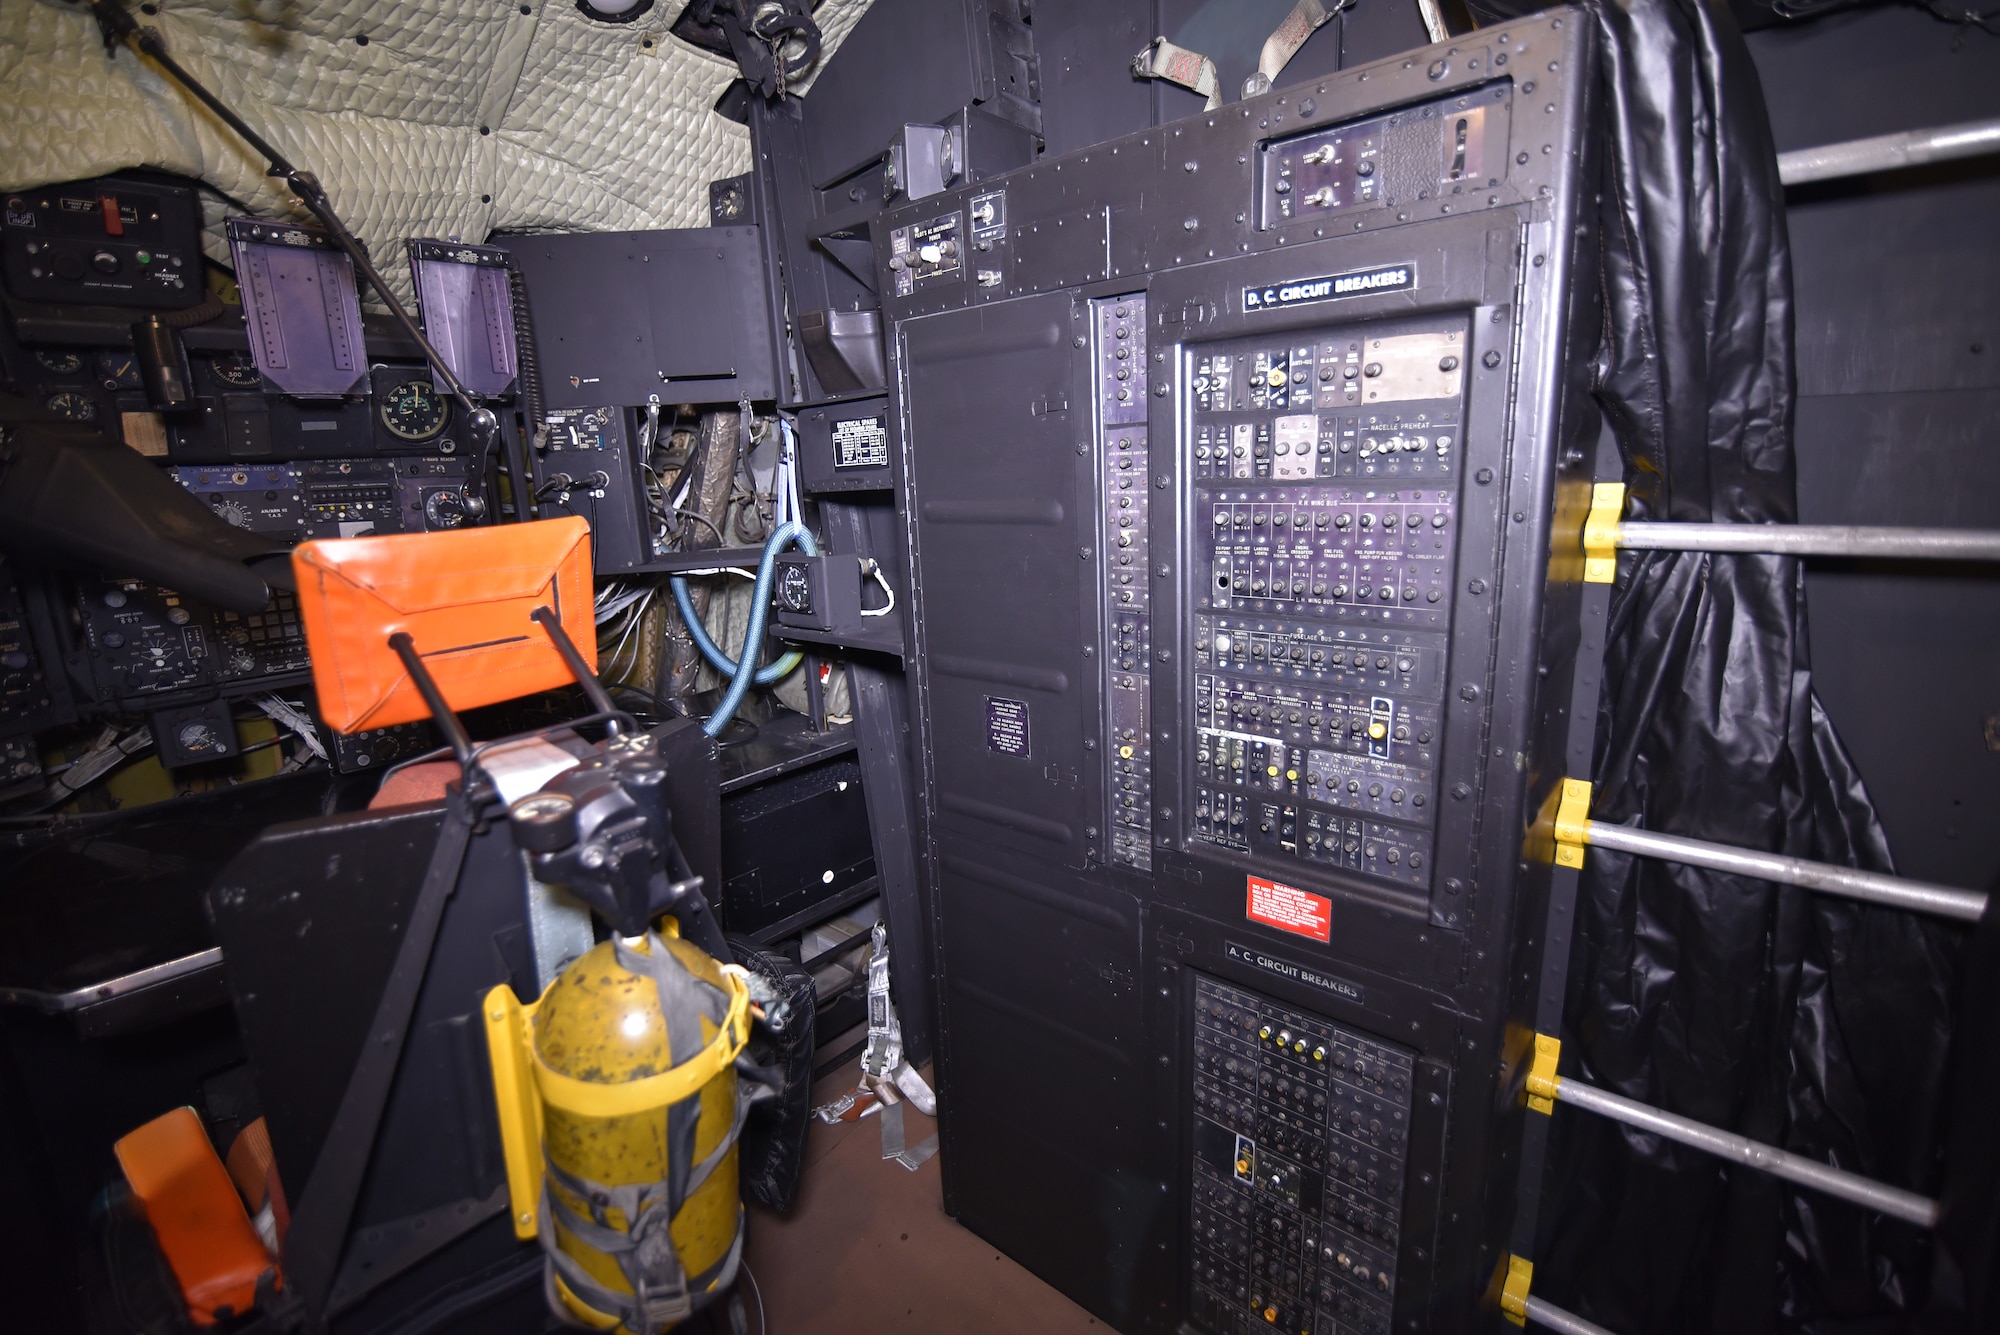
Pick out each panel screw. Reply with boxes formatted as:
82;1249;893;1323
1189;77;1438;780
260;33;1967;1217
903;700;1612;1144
1157;649;1172;662
1458;684;1480;701
1155;383;1169;396
1183;217;1199;231
1475;468;1494;484
1074;336;1087;348
1156;475;1169;488
1468;578;1487;594
1084;739;1096;750
1184;160;1198;173
1451;783;1471;800
1482;349;1502;368
1428;59;1449;79
1080;546;1093;558
1157;564;1170;577
1077;443;1088;455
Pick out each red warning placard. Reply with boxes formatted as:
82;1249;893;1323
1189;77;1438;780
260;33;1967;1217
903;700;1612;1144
1245;875;1331;942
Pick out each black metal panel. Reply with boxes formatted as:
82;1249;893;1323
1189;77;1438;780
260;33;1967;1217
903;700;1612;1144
718;756;875;937
1745;6;2000;893
794;395;894;493
498;227;776;408
881;13;1603;1332
901;292;1096;867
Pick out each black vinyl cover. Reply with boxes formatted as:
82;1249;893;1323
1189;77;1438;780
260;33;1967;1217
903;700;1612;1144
0;402;281;613
727;936;816;1214
1459;0;1962;1328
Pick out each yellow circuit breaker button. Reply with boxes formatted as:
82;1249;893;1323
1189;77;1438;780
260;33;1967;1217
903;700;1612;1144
1119;745;1134;759
1267;765;1280;777
1369;721;1387;740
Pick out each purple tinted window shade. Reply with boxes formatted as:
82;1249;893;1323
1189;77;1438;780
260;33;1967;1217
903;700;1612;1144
407;240;519;399
225;218;367;399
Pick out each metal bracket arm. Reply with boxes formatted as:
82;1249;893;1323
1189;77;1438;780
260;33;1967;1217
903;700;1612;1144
1525;1033;1561;1115
1552;778;1592;869
1581;484;1624;584
1501;1254;1535;1326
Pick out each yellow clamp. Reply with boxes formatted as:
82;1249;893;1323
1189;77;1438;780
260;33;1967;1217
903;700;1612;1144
482;963;754;1240
1525;1033;1561;1115
1552;777;1592;870
1501;1254;1535;1326
1582;481;1625;584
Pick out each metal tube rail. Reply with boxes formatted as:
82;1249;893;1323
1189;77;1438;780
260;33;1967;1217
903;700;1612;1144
1524;1297;1620;1335
1580;484;2000;583
1616;521;2000;562
1778;116;2000;185
1581;820;1989;923
1552;1077;1940;1227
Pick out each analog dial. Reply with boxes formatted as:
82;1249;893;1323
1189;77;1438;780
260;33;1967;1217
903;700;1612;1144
379;379;450;441
44;391;98;423
95;351;141;390
209;351;261;388
33;349;84;376
778;564;813;613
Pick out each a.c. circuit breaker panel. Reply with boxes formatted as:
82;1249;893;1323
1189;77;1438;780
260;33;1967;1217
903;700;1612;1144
1191;975;1416;1335
884;12;1602;1334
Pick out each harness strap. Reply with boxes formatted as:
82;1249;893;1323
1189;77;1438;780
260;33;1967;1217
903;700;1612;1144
1130;37;1220;111
1243;0;1341;98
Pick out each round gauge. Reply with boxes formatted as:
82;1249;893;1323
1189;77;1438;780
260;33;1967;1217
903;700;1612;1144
210;499;254;530
209;351;261;388
177;721;220;754
380;380;450;441
33;349;84;376
778;563;813;613
422;489;469;530
94;350;141;390
44;391;98;423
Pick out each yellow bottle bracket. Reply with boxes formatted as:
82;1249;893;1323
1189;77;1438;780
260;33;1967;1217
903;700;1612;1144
482;963;754;1240
1525;1033;1562;1115
1552;777;1593;870
1582;481;1626;584
1501;1254;1535;1326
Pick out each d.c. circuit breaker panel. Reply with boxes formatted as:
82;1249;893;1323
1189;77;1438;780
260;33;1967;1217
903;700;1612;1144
882;12;1606;1333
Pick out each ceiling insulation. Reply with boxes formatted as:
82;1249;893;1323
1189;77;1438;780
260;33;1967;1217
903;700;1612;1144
0;0;875;303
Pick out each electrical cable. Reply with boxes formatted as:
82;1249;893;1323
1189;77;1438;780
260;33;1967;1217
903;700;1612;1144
741;1259;768;1335
669;570;804;688
675;507;730;547
859;558;895;617
688;521;817;736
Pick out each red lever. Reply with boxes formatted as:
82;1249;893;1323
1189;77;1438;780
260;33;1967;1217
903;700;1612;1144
101;194;124;237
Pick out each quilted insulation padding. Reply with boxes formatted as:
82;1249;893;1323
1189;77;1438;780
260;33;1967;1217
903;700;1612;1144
0;0;874;305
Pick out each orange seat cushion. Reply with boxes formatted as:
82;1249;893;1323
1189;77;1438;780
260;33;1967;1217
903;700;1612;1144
114;1107;276;1324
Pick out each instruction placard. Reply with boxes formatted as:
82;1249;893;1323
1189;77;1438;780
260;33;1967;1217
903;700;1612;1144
832;414;889;469
1245;875;1331;942
985;696;1031;757
1225;941;1363;1004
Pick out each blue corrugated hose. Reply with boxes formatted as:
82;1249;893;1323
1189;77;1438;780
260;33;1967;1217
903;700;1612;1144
670;521;818;736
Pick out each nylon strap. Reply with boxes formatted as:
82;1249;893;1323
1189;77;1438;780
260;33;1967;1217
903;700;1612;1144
531;932;770;1330
1133;0;1349;110
530;954;752;1119
1243;0;1341;98
1130;37;1220;111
